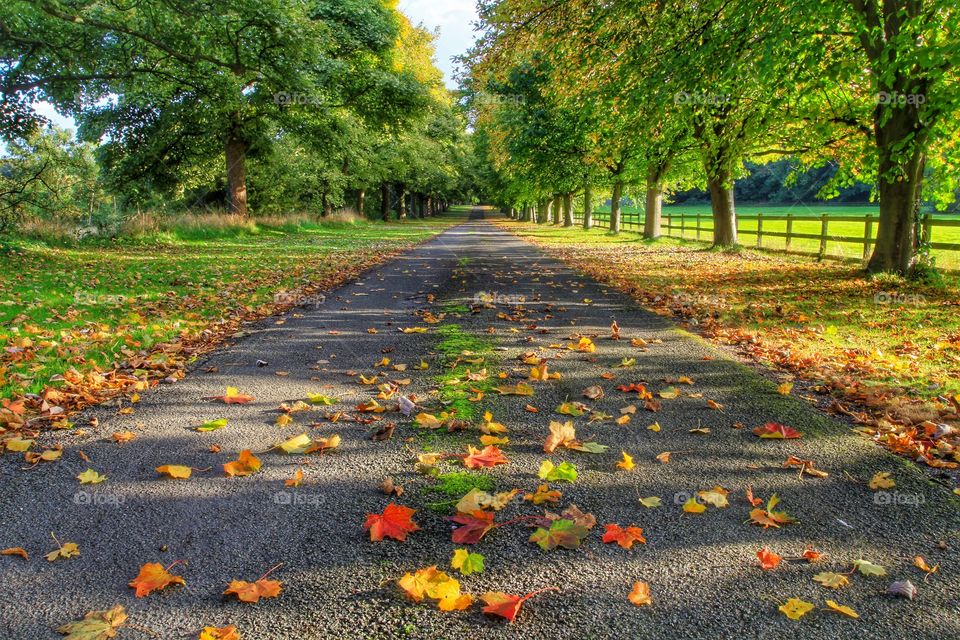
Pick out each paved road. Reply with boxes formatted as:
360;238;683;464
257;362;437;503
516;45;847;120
1;212;958;639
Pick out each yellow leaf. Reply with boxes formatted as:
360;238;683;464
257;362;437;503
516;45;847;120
639;496;662;508
659;387;680;399
278;433;312;454
813;572;850;589
77;469;106;484
825;600;859;618
682;497;706;514
628;582;651;607
648;422;661;432
4;438;33;452
616;414;631;425
45;541;79;562
777;382;794;395
868;472;895;490
697;486;729;508
285;468;304;487
913;555;938;574
779;598;815;620
616;451;634;470
275;414;293;427
156;465;192;479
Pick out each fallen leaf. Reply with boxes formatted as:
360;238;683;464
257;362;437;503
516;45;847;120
199;626;240;640
757;548;781;570
57;605;127;639
481;588;557;623
853;559;886;577
868;472;895;490
364;503;419;542
683;497;706;514
46;541;79;562
1;547;28;560
655;452;672;464
156;465;192;479
77;469;106;484
628;581;651;607
208;387;255;404
697;486;730;508
223;450;261;477
616;451;634;470
524;484;562;505
913;555;938;575
449;510;497;544
537;460;577;482
888;579;917;599
463;445;508;469
224;577;282;603
639;496;662;508
825;600;859;618
813;572;850;589
451;549;485;576
129;562;186;597
779;598;815;620
602;524;646;549
285;469;304;488
753;422;802;439
195;419;228;432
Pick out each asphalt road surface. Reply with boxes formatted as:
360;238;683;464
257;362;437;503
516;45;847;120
1;210;957;639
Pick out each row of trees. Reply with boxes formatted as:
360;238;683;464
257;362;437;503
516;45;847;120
463;0;959;274
1;0;475;228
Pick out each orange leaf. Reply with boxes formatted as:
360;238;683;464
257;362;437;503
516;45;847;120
364;502;419;542
1;547;28;560
601;524;646;549
628;582;652;607
802;547;822;563
129;562;185;597
224;578;282;603
199;626;240;640
757;548;782;570
463;445;508;469
223;450;261;477
481;587;558;623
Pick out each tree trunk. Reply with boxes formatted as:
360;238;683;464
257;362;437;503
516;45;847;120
537;199;548;223
610;180;623;234
380;183;390;222
321;193;330;217
552;194;562;224
563;193;574;227
707;166;737;246
426;197;433;217
356;189;366;216
397;184;407;219
582;180;593;229
644;168;663;240
225;135;248;217
866;107;927;274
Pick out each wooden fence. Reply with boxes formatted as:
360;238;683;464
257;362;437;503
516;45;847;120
570;210;960;266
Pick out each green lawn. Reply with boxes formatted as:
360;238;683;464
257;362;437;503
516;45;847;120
587;204;960;270
0;213;462;405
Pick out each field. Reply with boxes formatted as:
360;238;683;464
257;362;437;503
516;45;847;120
588;203;960;270
497;216;960;415
0;214;460;405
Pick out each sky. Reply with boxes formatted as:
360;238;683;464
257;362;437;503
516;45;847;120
400;0;478;89
22;1;479;139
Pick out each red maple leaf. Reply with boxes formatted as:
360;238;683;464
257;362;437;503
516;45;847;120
601;523;646;549
462;445;508;469
616;383;646;393
448;510;497;544
752;422;802;439
481;587;559;623
364;503;419;541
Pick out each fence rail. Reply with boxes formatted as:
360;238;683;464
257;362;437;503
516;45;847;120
568;210;960;267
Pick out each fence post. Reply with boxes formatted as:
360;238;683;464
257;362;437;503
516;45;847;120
680;214;685;239
696;214;702;241
665;214;671;238
922;213;933;246
756;213;763;248
818;214;829;260
863;214;873;261
786;213;793;251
